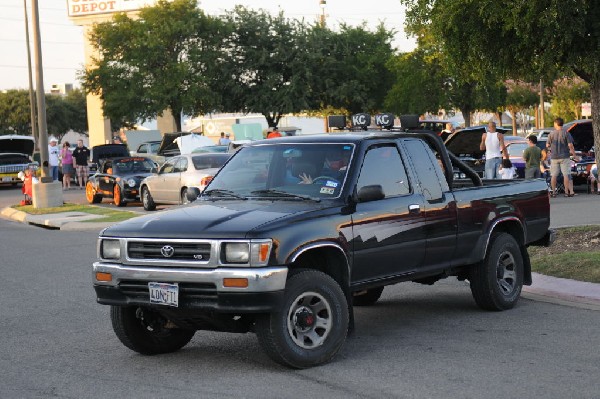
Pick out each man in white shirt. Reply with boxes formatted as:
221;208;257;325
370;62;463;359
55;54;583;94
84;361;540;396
479;121;508;179
48;137;60;181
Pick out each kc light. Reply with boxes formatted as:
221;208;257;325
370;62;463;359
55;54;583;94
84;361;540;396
101;239;121;260
127;178;136;187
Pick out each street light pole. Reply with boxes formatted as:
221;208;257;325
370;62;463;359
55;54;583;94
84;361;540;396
23;0;38;152
31;0;50;181
319;0;326;28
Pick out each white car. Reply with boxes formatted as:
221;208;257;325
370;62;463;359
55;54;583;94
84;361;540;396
140;152;231;211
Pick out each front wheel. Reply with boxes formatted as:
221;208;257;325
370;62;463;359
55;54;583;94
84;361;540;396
110;306;195;355
113;184;126;207
255;269;349;369
85;181;101;204
470;233;524;311
142;186;156;211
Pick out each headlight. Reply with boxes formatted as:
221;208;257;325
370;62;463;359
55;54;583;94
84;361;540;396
101;239;121;260
222;240;272;266
127;178;136;187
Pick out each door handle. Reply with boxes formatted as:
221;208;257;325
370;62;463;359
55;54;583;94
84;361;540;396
408;204;420;214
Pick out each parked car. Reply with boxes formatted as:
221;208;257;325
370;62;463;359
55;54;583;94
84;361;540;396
504;140;529;178
418;119;453;139
533;128;553;139
0;135;38;186
191;145;228;154
130;140;164;165
140;152;232;211
89;144;131;175
85;156;155;206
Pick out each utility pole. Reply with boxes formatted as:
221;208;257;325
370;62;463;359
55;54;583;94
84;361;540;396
23;0;38;151
31;0;49;181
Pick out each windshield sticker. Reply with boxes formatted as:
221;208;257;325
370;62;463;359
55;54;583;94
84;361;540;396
320;187;335;195
325;181;338;188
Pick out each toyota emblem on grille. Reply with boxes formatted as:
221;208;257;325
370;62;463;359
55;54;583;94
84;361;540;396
161;245;175;258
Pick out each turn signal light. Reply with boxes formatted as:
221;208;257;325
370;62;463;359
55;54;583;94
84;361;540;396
258;243;270;263
96;272;112;282
223;278;248;288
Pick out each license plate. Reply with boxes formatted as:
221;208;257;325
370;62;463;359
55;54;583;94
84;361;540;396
2;177;12;182
148;282;179;307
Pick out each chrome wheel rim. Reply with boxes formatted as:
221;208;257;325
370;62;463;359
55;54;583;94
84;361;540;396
496;250;517;295
286;291;332;349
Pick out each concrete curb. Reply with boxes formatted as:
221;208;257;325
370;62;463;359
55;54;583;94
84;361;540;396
1;206;114;230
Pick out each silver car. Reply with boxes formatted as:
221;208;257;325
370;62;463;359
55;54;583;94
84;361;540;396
140;153;231;211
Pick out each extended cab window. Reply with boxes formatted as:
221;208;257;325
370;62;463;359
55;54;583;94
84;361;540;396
357;145;410;197
402;139;447;200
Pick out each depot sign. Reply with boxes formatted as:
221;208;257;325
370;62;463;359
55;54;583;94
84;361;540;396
67;0;159;17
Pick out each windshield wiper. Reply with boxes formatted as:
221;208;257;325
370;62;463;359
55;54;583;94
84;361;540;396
202;189;247;200
250;189;321;202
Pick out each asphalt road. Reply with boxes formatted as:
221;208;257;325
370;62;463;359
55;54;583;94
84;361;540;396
0;217;599;398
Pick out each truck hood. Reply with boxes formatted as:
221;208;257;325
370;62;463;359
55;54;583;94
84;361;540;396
0;135;35;156
102;200;323;239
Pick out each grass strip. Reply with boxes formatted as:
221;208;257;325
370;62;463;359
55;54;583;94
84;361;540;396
13;203;139;223
530;252;600;283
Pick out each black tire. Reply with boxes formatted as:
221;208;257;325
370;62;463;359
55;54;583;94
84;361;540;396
142;186;156;211
352;286;384;306
180;188;190;205
255;269;349;369
110;306;195;355
85;181;102;204
470;233;524;311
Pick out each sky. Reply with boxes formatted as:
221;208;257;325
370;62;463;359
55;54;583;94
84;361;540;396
0;0;416;92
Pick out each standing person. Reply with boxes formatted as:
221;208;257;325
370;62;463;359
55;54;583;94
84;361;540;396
218;132;231;145
48;137;60;181
498;159;516;179
523;135;542;178
479;121;508;179
72;139;90;189
267;126;282;139
440;122;454;141
60;141;74;190
546;117;576;197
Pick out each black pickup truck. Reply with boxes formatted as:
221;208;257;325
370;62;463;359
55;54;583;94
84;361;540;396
93;131;552;368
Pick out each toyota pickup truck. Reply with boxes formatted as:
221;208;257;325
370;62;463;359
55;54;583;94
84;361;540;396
93;131;553;368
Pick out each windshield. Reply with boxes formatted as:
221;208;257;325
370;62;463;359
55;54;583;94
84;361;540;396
192;153;230;170
113;158;155;173
507;143;528;158
206;143;354;199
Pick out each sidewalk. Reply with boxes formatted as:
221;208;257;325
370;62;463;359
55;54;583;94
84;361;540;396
1;206;117;231
2;205;600;309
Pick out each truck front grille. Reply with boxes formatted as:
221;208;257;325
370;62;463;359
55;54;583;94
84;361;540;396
127;241;212;262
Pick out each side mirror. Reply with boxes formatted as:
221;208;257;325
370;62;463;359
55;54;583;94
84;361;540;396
150;167;158;174
357;185;385;202
186;187;201;202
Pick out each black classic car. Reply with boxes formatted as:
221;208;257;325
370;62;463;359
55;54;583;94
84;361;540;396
93;129;553;368
85;156;155;206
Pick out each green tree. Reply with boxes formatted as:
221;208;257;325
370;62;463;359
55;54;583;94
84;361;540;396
401;0;600;164
504;81;539;135
81;0;225;131
550;77;591;121
0;90;31;135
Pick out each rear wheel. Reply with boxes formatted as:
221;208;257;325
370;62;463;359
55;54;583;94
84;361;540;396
142;186;156;211
110;306;195;355
470;233;524;311
113;184;126;207
85;181;101;204
353;286;384;306
255;269;348;368
180;188;190;205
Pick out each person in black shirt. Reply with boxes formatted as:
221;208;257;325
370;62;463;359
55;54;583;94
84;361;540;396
72;139;90;189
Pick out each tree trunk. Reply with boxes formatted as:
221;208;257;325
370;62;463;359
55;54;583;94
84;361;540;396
510;109;517;136
590;80;600;172
173;110;182;132
461;108;472;127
